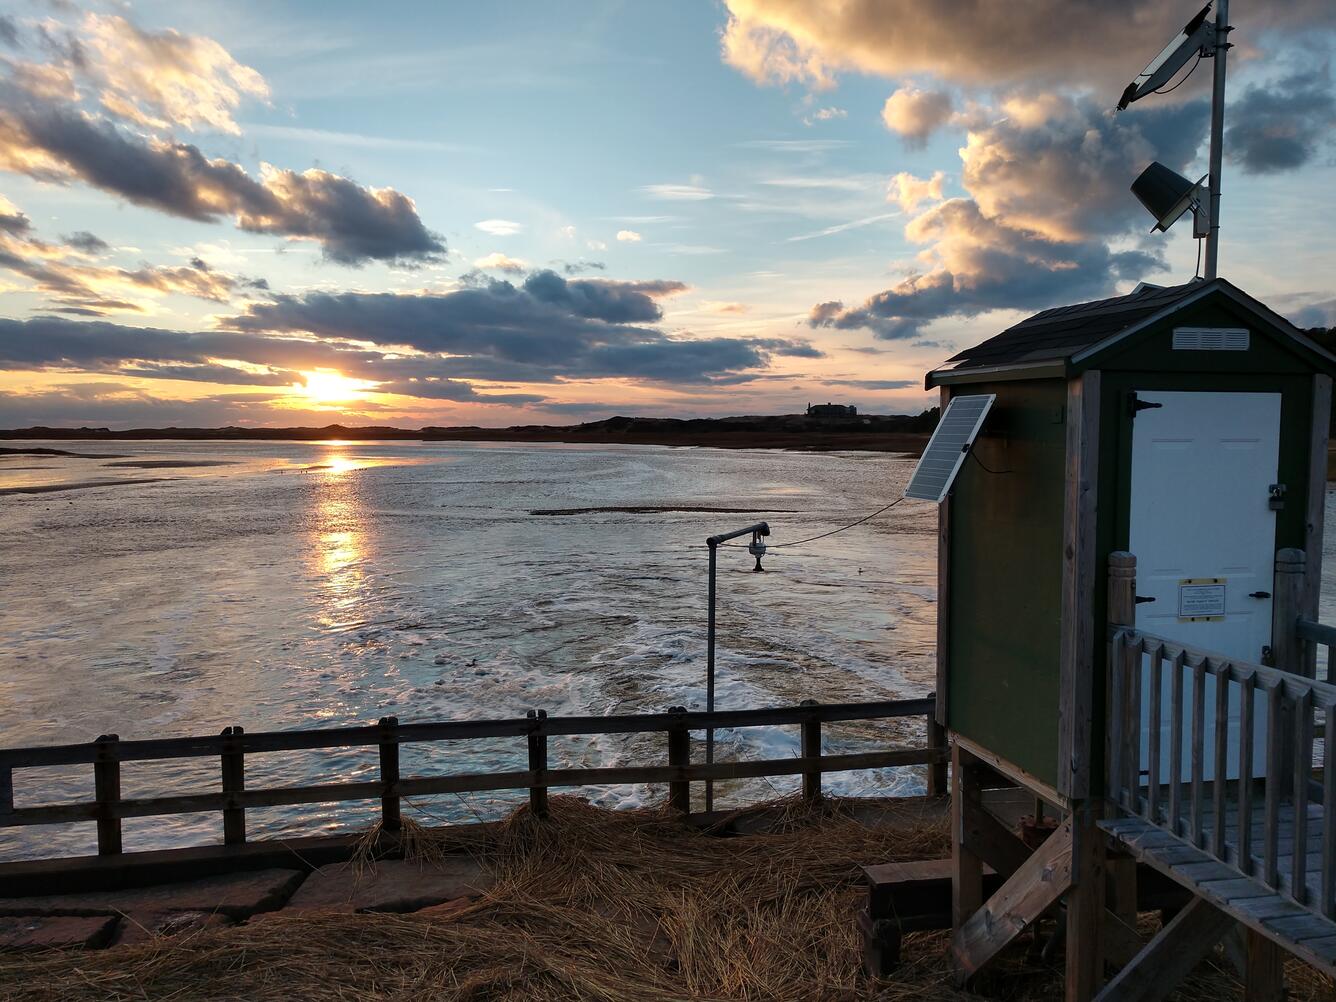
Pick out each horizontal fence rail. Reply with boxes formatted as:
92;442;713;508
1297;617;1336;685
1107;626;1336;920
0;697;944;859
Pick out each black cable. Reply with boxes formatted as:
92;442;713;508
968;449;1011;475
1195;236;1203;280
1153;53;1202;96
718;496;906;550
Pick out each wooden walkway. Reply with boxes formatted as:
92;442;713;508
1101;814;1336;976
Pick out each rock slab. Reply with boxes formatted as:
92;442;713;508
285;858;493;913
0;868;305;919
0;914;118;951
111;910;232;947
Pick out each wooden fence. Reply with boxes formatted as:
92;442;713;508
0;697;946;859
1107;626;1336;918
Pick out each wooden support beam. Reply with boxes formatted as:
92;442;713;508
952;815;1075;986
1243;928;1286;1002
1058;370;1101;799
952;743;985;931
1105;853;1138;967
1093;896;1234;1002
961;795;1031;878
1067;803;1106;1002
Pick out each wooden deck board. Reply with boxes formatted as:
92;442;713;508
1099;815;1336;974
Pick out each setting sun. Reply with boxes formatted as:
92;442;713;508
295;370;373;404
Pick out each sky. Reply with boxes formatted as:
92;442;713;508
0;0;1334;429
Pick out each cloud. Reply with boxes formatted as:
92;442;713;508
473;251;526;273
880;86;953;146
639;183;714;200
786;211;898;242
0;200;266;313
822;378;917;390
474;219;523;236
803;105;846;125
59;230;108;253
616;229;643;242
808;94;1203;338
888;170;945;212
0;16;442;266
74;13;269;134
0;268;817;402
1226;68;1336;173
721;0;1336;95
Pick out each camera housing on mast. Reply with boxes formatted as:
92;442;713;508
748;528;768;572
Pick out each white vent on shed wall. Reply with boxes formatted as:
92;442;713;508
1172;326;1249;351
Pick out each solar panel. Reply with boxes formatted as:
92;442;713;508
904;394;996;503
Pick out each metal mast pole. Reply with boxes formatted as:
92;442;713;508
705;539;716;813
1203;0;1229;280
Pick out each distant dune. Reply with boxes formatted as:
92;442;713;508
0;412;938;455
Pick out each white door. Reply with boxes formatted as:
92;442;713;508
1129;390;1281;782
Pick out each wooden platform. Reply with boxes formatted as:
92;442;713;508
1101;815;1336;976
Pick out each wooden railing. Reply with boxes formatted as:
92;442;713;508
0;697;945;860
1297;618;1336;685
1107;626;1336;918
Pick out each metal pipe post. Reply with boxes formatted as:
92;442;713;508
706;540;717;812
1203;0;1229;280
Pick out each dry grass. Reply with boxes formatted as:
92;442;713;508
0;796;1332;1001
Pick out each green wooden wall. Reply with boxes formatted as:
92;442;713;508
946;378;1067;787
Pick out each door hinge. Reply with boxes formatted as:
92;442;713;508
1135;595;1157;604
1128;392;1163;417
1261;645;1274;666
1248;591;1271;599
1269;483;1286;511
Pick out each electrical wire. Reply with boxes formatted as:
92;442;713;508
968;449;1011;475
1153;53;1202;96
721;496;907;551
1194;236;1203;280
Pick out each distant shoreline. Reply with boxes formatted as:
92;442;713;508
0;413;937;455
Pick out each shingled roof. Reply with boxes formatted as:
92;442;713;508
935;281;1202;373
925;277;1334;387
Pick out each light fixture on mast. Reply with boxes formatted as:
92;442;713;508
1117;1;1231;280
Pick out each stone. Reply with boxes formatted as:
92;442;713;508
284;858;493;913
0;868;304;919
0;914;118;950
111;910;232;947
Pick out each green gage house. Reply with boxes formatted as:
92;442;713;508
924;277;1336;1000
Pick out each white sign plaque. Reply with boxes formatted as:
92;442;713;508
1178;578;1226;620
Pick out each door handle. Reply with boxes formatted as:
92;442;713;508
1248;591;1271;599
1135;595;1156;604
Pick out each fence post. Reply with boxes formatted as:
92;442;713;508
1273;549;1306;793
1107;553;1137;804
926;696;947;797
800;698;822;805
667;706;689;815
526;709;549;818
1272;549;1306;675
221;726;246;845
378;716;401;833
93;734;122;855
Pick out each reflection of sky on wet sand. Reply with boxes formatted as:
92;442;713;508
1;438;952;859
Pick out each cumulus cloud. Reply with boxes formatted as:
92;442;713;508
72;13;269;134
616;229;643;242
0;14;442;265
809;95;1204;338
1227;68;1336;173
887;170;945;212
473;251;526;273
722;0;1336;95
880;86;953;146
